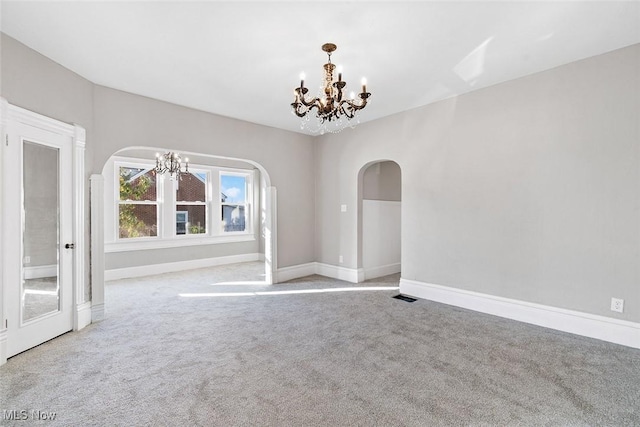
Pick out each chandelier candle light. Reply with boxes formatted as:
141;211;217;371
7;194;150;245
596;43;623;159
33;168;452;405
155;152;189;179
292;43;371;134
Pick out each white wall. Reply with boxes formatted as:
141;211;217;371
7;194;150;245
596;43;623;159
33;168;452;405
316;43;640;323
93;86;315;269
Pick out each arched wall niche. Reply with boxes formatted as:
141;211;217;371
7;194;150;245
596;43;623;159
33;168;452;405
357;160;402;280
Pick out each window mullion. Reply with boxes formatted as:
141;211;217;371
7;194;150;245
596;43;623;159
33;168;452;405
212;170;221;237
161;174;173;238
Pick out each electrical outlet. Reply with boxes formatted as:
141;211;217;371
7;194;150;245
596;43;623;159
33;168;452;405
340;204;347;212
339;255;343;264
611;298;624;313
23;256;31;264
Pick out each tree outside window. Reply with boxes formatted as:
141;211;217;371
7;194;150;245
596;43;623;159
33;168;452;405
118;166;158;238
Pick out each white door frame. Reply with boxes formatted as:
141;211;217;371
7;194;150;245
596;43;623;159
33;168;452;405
0;99;87;366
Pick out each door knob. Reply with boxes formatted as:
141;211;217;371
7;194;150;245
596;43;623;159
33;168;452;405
65;243;75;249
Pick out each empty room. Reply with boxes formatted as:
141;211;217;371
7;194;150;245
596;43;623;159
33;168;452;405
1;1;639;425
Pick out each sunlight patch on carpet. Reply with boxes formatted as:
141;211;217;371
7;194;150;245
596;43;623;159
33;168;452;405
179;286;399;298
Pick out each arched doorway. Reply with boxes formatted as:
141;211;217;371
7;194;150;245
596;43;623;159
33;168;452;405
357;161;401;280
89;146;277;320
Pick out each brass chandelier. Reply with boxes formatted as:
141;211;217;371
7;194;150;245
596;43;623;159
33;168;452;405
292;43;371;134
155;152;189;179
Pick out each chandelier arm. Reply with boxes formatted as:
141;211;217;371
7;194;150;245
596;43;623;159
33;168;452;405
291;100;324;118
339;103;356;120
300;96;321;108
291;104;308;118
338;100;362;119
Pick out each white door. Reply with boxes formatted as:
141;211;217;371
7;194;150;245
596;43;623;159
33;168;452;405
4;119;74;357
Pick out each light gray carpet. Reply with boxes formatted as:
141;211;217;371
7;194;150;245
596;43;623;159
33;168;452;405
1;261;639;426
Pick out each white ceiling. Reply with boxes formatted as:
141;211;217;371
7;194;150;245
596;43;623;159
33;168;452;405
2;1;639;135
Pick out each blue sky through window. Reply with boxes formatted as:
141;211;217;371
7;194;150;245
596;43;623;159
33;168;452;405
221;175;246;203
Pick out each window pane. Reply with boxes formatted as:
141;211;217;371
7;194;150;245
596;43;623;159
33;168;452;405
176;172;206;202
220;174;246;203
119;204;157;238
221;204;246;232
176;205;206;235
120;167;157;201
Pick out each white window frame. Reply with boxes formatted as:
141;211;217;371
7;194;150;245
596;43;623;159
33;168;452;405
173;168;209;237
106;157;257;253
220;170;253;235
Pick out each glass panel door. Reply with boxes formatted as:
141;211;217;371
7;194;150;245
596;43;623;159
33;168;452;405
22;141;60;322
5;111;74;359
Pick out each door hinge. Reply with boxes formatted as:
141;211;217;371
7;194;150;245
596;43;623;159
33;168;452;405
5;135;7;146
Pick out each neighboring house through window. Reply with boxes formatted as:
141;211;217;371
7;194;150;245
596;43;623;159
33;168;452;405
175;171;207;235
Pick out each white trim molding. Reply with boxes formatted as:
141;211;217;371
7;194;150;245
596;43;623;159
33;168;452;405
75;301;92;331
315;263;364;283
8;103;76;135
263;186;277;285
400;278;640;350
276;263;316;283
364;262;401;281
72;124;87;332
275;262;364;284
105;253;262;281
90;174;105;322
105;234;256;253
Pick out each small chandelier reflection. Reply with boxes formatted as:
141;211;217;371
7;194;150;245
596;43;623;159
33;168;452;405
292;43;371;135
155;152;189;179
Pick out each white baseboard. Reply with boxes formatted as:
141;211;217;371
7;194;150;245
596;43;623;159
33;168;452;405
92;303;105;322
24;264;57;280
0;328;7;366
274;262;360;283
276;262;316;283
75;301;92;331
400;278;640;350
315;263;363;283
105;253;261;281
276;262;399;284
364;262;401;280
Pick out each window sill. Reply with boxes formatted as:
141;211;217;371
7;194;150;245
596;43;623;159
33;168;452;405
105;233;256;253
